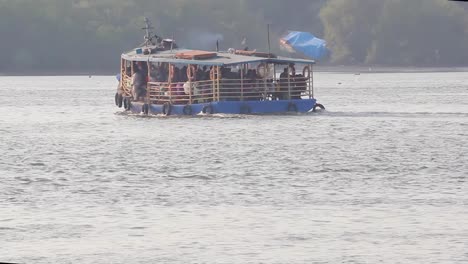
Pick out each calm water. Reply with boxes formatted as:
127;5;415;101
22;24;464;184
0;72;467;264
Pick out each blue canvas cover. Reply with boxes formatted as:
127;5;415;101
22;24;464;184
280;31;329;60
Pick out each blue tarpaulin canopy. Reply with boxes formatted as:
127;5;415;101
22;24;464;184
280;31;329;60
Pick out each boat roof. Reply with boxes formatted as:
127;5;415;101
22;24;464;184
121;47;315;66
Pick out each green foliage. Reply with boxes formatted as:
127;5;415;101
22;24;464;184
1;0;468;73
368;0;468;65
320;0;468;65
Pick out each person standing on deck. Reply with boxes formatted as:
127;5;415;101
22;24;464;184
131;63;147;101
277;67;289;100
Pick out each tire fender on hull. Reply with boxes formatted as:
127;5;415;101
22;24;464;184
123;97;131;111
202;104;214;114
287;102;298;112
142;103;149;115
313;103;325;112
162;102;172;116
183;105;193;115
240;104;251;114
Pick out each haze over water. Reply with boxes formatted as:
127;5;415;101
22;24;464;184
1;72;467;263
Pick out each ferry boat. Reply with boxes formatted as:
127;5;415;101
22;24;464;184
114;19;325;115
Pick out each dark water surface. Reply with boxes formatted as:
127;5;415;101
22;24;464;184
1;72;467;263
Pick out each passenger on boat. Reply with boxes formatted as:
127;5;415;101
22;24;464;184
274;67;289;100
183;81;199;96
292;74;307;100
159;63;169;82
131;64;147;101
244;69;261;101
135;61;148;78
149;64;158;82
201;66;210;80
169;65;179;83
196;66;204;81
126;65;132;76
277;67;290;100
219;68;237;101
265;78;276;100
280;67;289;80
181;66;188;82
116;74;124;96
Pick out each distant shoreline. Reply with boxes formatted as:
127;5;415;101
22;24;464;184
0;70;116;77
1;66;467;76
315;66;468;74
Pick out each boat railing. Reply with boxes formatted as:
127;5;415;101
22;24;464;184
146;77;312;105
147;80;215;105
121;75;133;97
217;78;311;101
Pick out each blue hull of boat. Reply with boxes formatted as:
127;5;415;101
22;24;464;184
128;99;317;115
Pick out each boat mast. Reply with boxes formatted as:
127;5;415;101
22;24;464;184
142;17;155;47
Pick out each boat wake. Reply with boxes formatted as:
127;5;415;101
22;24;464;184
316;111;468;118
115;109;468;119
114;111;249;119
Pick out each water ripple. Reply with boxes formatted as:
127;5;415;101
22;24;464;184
0;74;467;264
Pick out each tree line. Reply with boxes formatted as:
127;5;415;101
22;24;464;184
1;0;467;73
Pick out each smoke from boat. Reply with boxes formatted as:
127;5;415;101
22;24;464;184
184;31;224;51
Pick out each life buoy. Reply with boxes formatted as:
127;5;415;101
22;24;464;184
313;103;325;112
240;104;251;114
168;64;175;82
187;65;196;81
302;66;311;79
287;102;298;112
162;102;172;116
202;104;214;114
210;67;219;80
183;105;193;115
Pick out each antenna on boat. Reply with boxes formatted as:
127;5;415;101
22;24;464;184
216;40;219;52
267;24;271;58
171;35;174;52
142;17;155;46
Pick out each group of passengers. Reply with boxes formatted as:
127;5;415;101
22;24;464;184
219;67;307;101
129;62;148;101
150;64;212;83
127;61;308;102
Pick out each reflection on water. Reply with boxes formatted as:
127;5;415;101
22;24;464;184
0;72;467;264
